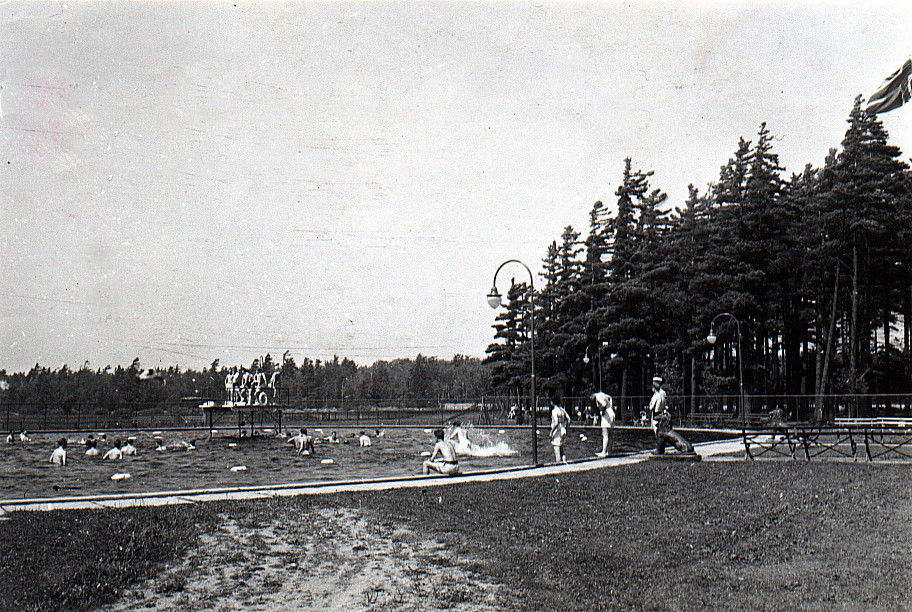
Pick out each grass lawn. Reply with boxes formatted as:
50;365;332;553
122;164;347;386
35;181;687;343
0;460;909;611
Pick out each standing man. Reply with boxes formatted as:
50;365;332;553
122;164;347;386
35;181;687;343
647;376;694;455
592;391;615;457
549;394;571;463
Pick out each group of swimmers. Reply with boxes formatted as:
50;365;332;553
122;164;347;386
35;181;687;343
5;430;31;443
47;433;196;466
224;366;279;405
287;428;377;455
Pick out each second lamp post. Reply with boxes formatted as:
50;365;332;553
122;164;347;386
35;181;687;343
487;259;538;466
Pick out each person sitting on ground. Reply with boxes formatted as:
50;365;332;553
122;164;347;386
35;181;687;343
49;438;67;465
84;438;100;456
358;431;371;447
103;440;123;460
121;437;138;456
423;428;460;476
298;428;315;455
592;391;616;457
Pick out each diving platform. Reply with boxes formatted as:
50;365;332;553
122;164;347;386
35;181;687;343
199;401;289;438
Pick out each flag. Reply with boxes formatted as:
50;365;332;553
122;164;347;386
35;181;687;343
866;58;912;115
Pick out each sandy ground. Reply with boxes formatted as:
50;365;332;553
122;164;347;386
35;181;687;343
99;506;507;611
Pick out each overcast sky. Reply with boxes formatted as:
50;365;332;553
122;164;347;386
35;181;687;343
1;1;910;374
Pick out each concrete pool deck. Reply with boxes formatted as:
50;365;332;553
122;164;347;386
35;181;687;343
0;438;746;515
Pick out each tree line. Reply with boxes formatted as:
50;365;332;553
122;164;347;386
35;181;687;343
485;99;912;420
0;353;492;416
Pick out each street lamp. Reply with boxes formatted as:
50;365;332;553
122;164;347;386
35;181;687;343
707;312;746;428
583;341;610;390
487;259;538;466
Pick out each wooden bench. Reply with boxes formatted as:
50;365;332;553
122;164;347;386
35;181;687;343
743;424;912;461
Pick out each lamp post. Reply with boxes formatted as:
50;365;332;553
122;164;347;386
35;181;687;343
707;312;745;428
583;341;610;390
487;259;538;466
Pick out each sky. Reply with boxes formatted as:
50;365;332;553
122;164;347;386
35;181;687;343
1;1;910;374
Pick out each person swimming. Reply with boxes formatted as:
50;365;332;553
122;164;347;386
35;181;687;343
103;440;123;460
296;429;315;455
121;437;138;456
422;428;459;476
447;421;479;454
154;437;168;452
84;438;100;457
49;438;67;465
18;431;31;442
358;431;371;447
327;431;340;444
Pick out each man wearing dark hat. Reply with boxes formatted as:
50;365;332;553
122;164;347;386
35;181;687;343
647;376;694;455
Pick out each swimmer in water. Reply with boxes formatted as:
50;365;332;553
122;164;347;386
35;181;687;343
175;439;196;451
447;420;478;454
154;437;168;452
85;438;100;457
103;440;123;461
298;428;315;455
327;431;340;444
49;438;67;465
422;428;459;476
289;429;306;453
5;430;13;443
121;438;138;456
358;431;371;447
19;431;31;442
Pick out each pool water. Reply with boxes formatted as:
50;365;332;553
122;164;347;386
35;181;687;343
0;425;665;501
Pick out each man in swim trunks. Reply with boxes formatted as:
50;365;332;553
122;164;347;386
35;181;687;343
423;428;460;475
592;391;615;456
549;394;571;463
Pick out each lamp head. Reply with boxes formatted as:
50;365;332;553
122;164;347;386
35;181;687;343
486;286;502;309
583;355;590;364
707;330;717;345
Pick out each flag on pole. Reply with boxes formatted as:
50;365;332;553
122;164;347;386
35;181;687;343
866;58;912;115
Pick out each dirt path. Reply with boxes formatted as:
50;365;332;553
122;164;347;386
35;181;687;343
99;506;506;611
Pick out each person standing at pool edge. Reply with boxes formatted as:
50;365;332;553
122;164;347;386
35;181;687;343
648;376;694;455
592;391;615;457
550;393;570;463
423;428;459;475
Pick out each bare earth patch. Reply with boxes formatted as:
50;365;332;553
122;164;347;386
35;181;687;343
99;506;506;611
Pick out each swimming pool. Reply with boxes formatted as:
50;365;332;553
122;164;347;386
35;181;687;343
0;425;675;501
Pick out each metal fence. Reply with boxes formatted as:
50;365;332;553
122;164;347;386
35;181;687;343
2;393;911;433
